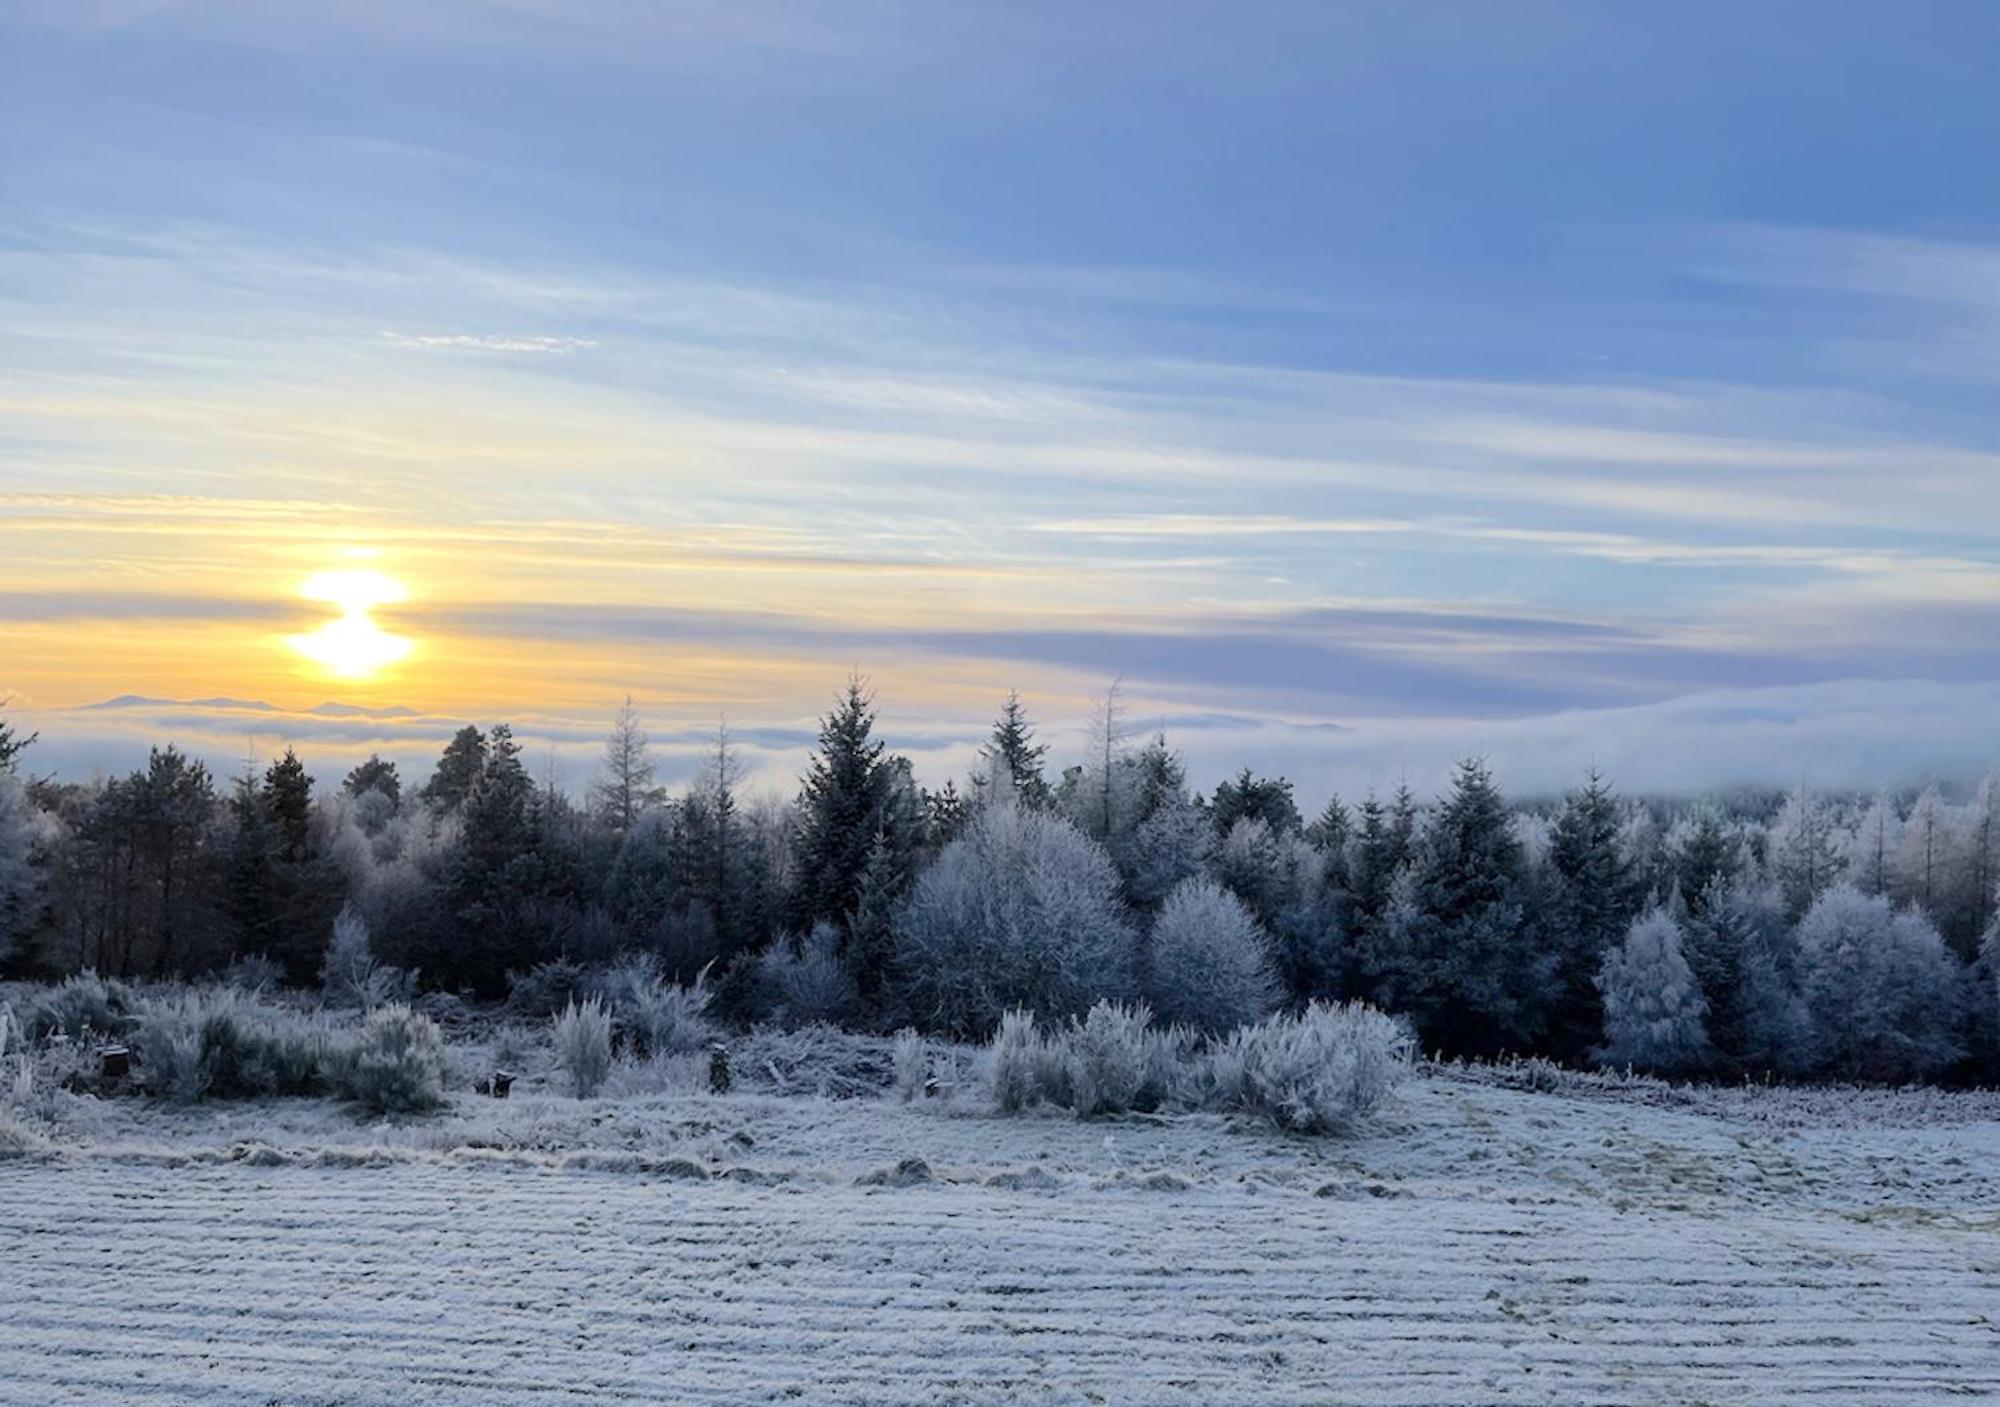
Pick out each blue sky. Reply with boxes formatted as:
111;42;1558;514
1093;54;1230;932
3;2;1998;798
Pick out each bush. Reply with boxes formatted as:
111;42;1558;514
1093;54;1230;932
1145;879;1281;1035
322;905;415;1012
129;989;334;1103
760;923;858;1029
552;997;614;1098
596;954;714;1056
890;1027;928;1103
29;971;138;1041
1064;1001;1157;1118
987;1009;1046;1112
336;1004;445;1115
506;958;590;1018
1209;1002;1412;1135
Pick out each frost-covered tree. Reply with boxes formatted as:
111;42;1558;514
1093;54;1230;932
1844;792;1902;898
1125;796;1211;910
1145;877;1280;1034
1767;786;1843;919
1893;787;1954;923
1795;884;1966;1082
1213;817;1342;1001
1966;771;2000;947
590;696;662;838
1683;877;1807;1074
1344;785;1418;999
1594;909;1710;1074
893;805;1135;1036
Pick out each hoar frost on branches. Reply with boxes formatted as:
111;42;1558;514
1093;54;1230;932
1144;878;1280;1035
1594;909;1711;1074
895;805;1135;1036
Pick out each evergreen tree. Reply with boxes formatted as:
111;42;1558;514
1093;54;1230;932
1405;759;1550;1055
262;747;313;863
0;699;37;774
1307;795;1351;884
845;830;903;1003
436;723;537;991
131;746;222;978
421;725;488;814
1671;806;1739;915
1210;768;1303;837
1595;908;1710;1073
1684;877;1805;1075
223;771;281;962
1544;769;1639;1058
343;753;401;807
975;690;1051;809
922;780;969;851
791;676;893;930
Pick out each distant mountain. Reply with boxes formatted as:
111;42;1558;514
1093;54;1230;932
79;695;415;718
308;702;421;719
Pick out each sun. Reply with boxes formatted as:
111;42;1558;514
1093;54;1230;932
289;569;414;680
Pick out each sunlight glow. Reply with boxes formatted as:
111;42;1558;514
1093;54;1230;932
289;569;413;679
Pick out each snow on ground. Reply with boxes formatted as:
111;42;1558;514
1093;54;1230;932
4;1069;1997;1405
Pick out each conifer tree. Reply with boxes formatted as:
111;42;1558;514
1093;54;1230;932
421;725;488;814
1671;806;1739;915
1768;786;1842;918
0;699;37;775
262;747;313;863
343;753;401;807
1544;769;1639;1057
1210;768;1303;837
975;690;1051;809
791;675;893;930
591;696;662;839
1595;908;1711;1073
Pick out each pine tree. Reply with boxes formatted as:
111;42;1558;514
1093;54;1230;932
421;725;487;814
591;696;662;838
923;780;969;850
975;690;1051;809
223;771;281;961
1595;909;1710;1073
437;723;537;991
0;699;37;774
1308;795;1351;885
343;753;401;807
846;831;903;1002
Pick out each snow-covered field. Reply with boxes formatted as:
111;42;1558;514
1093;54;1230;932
5;1069;1998;1405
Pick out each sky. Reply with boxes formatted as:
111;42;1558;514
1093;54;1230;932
3;1;1999;802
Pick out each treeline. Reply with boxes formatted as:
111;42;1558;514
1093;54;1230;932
1;684;1996;1082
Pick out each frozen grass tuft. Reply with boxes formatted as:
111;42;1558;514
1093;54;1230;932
552;998;614;1099
29;971;138;1042
890;1028;928;1103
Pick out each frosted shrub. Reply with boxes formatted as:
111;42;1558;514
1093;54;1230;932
507;958;590;1018
987;1009;1046;1112
337;1004;445;1115
599;955;715;1056
895;805;1137;1036
891;1027;929;1102
131;989;333;1103
1213;1002;1413;1135
1145;878;1280;1035
321;905;413;1012
1064;1001;1156;1118
553;997;614;1098
761;923;858;1029
29;971;138;1041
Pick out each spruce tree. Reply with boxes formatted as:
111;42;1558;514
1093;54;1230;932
1211;768;1302;837
791;676;892;930
343;754;401;808
1672;806;1739;914
1407;759;1549;1055
1544;769;1638;1058
0;699;36;774
975;690;1051;809
261;747;313;863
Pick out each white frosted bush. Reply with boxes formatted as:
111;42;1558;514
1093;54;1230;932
1145;878;1280;1034
1063;1001;1156;1118
553;997;614;1098
987;1009;1046;1112
762;923;858;1029
891;1027;928;1103
1211;1002;1413;1135
131;988;334;1102
321;905;413;1012
599;955;715;1055
338;1004;445;1115
896;805;1137;1036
